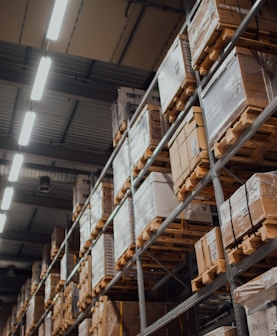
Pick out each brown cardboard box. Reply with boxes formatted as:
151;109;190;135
79;318;92;336
203;227;225;269
195;238;206;275
201;47;277;148
186;126;208;172
188;0;277;70
26;294;44;334
220;172;277;248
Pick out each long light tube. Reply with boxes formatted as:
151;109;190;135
8;154;24;182
1;187;14;211
18;111;36;146
30;57;52;101
0;214;7;233
46;0;68;41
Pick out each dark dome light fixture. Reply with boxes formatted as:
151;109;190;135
39;176;51;193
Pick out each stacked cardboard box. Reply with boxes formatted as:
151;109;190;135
234;267;277;336
26;294;44;335
38;322;44;336
16;278;31;322
188;0;277;73
44;272;60;308
134;172;212;243
63;282;79;331
157;34;196;121
40;244;50;279
31;261;42;294
91;234;115;293
220;171;277;249
60;253;78;282
79;206;92;255
73;174;91;215
50;226;65;260
112;86;160;144
201;47;277;149
193;227;225;282
113;138;130;204
203;326;237;336
52;292;63;336
129;104;169;174
90;182;113;237
113;197;135;267
78;255;92;310
168;106;209;195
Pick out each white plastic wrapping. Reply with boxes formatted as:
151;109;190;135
113;197;135;262
113;138;130;199
45;311;52;336
90;182;113;232
44;273;60;306
234;267;277;336
79;207;91;248
203;326;237;336
78;318;92;336
157;34;195;114
129;106;168;169
60;253;77;281
91;234;115;289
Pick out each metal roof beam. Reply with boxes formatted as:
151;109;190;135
0;136;109;168
0;231;50;245
13;191;72;210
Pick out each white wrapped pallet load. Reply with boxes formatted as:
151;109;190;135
79;207;91;251
203;326;237;336
113;138;130;204
91;234;115;290
113;197;135;264
78;318;92;336
234;267;277;336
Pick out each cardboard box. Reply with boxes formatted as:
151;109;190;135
73;174;91;211
168;106;208;194
31;261;42;288
129;105;169;170
112;86;160;138
201;47;277;148
79;207;91;249
91;234;115;289
45;311;52;336
26;294;44;334
113;138;130;200
44;272;60;306
90;182;113;232
157;34;195;115
203;326;237;336
203;227;225;269
220;172;277;248
195;238;205;275
188;0;277;70
234;267;277;336
113;197;135;262
60;253;77;281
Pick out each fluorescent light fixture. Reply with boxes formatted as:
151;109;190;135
1;187;14;211
18;111;36;146
46;0;68;40
0;214;6;233
8;154;24;182
30;57;52;101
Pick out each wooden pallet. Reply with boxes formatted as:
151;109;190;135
78;292;92;310
227;218;277;265
50;246;64;261
55;280;66;293
79;238;92;258
132;146;171;177
213;106;277;159
177;159;210;202
115;244;136;270
163;78;197;123
191;259;227;292
92;276;113;297
136;217;211;249
114;178;131;205
72;204;84;223
194;25;277;76
113;120;127;147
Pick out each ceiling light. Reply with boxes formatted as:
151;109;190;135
39;176;51;193
18;111;36;146
46;0;69;41
6;265;16;277
1;187;14;211
0;214;6;233
30;57;52;101
8;154;24;182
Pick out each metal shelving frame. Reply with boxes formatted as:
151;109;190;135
10;0;277;335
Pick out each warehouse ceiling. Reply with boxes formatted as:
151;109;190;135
0;0;189;314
